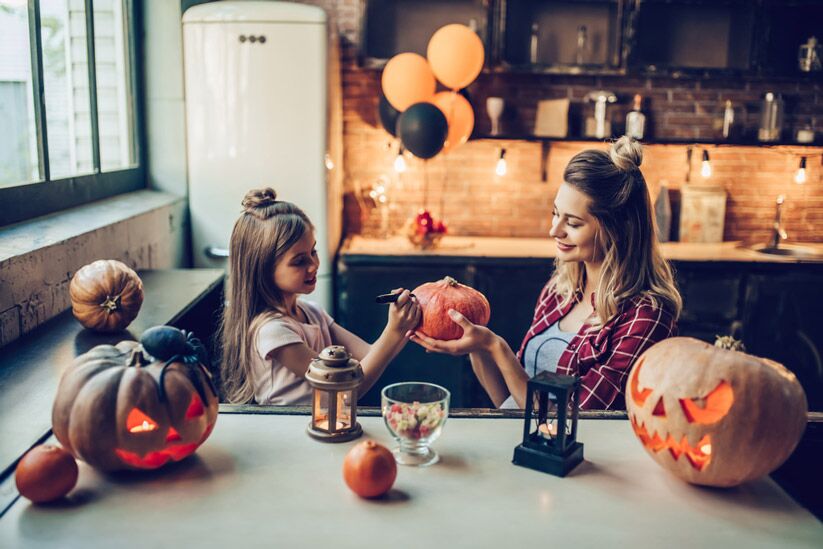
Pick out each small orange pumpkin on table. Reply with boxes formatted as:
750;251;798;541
412;276;490;341
69;259;144;332
52;326;219;472
626;336;807;487
15;444;78;503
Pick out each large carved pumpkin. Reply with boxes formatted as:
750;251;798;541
70;259;144;332
413;276;490;340
626;337;807;487
52;326;218;472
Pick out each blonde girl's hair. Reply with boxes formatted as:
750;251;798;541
549;136;682;327
219;187;313;403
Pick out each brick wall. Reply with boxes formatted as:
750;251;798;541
300;0;822;243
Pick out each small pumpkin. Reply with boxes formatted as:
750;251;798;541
343;440;397;498
15;444;78;503
70;259;144;332
626;336;807;487
52;326;218;472
412;276;491;340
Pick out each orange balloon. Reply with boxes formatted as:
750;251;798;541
381;53;436;112
432;92;474;154
427;24;485;90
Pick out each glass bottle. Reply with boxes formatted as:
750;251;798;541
758;92;784;142
529;23;539;64
625;94;646;140
575;25;588;65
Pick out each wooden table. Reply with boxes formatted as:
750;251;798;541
1;413;820;548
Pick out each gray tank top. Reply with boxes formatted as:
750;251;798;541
500;322;575;409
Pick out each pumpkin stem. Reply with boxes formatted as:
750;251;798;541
714;335;746;352
99;294;121;314
444;276;458;286
127;348;150;368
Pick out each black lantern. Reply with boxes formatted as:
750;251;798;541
305;345;363;442
512;371;584;477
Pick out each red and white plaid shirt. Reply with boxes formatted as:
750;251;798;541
516;282;677;410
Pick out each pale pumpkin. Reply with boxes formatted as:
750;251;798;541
52;327;218;472
70;259;144;332
626;336;807;487
413;276;490;340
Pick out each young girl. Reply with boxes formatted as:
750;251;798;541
411;136;682;410
220;187;420;405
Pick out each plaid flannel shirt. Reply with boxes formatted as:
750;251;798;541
516;282;677;410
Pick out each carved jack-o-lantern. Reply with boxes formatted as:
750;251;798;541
626;337;807;487
52;327;218;472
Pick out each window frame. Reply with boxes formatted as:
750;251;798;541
0;0;145;227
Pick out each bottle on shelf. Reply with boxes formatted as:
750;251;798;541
529;23;539;64
625;94;646;140
654;181;672;243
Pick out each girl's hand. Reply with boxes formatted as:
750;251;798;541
409;309;497;356
386;289;421;335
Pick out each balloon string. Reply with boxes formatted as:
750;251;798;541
423;160;429;210
441;154;448;221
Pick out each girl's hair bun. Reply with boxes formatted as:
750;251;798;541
610;136;643;172
242;187;278;211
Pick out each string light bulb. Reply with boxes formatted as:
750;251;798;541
700;150;712;178
795;156;807;184
394;146;407;173
496;148;507;176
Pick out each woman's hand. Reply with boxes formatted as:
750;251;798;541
386;288;421;336
409;309;497;356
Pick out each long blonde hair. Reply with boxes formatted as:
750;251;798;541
219;187;313;403
550;136;682;327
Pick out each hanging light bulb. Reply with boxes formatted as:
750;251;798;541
700;150;712;178
324;153;334;171
394;146;407;173
496;148;507;176
795;156;807;184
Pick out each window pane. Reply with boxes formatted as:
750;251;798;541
94;0;134;171
0;0;39;187
41;0;94;179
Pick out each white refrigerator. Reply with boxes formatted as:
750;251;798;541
183;1;342;311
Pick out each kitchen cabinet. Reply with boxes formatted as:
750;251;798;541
337;251;823;409
359;0;493;69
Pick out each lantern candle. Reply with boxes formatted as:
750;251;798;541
537;422;558;438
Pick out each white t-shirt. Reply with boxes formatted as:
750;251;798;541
251;300;335;405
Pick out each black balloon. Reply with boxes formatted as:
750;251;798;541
378;94;401;137
397;102;448;160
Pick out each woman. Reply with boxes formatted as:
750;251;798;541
410;136;681;410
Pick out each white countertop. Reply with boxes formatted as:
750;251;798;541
2;414;819;548
341;235;823;263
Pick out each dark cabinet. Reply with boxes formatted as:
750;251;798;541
359;0;493;68
628;0;757;74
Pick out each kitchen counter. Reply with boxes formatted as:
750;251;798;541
341;235;823;263
1;412;820;548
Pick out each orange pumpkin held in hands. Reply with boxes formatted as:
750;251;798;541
627;337;807;487
15;444;78;503
343;440;397;498
413;276;490;340
70;259;144;332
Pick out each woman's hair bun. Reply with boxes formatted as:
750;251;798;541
242;187;278;210
610;136;643;172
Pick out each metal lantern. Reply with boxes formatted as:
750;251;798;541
512;371;584;477
305;345;364;442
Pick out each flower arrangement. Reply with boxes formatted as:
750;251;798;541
405;209;447;249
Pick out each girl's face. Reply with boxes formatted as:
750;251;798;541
549;182;601;264
273;228;319;296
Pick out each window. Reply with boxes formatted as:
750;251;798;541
0;0;143;226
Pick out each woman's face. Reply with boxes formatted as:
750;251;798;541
550;182;601;263
273;228;319;296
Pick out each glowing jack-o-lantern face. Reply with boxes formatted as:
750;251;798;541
626;337;807;487
52;328;219;472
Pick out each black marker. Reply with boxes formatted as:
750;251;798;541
375;292;416;304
